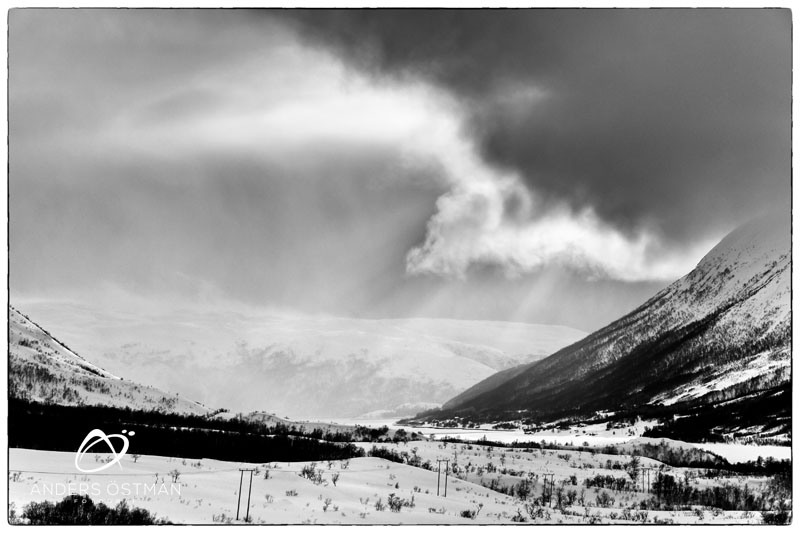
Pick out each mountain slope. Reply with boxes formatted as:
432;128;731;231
432;214;790;435
9;306;209;416
7;304;585;418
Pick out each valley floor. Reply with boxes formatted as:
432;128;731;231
9;445;780;525
328;417;792;462
9;449;538;524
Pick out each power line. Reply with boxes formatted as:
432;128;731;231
9;466;391;476
9;468;242;477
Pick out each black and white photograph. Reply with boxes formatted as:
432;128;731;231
5;5;793;525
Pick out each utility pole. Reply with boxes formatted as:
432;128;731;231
436;459;450;497
642;468;652;494
445;461;449;498
437;460;440;496
245;469;254;523
542;473;555;507
236;468;256;521
236;470;244;519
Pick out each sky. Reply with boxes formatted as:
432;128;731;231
9;8;791;332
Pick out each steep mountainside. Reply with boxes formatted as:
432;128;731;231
431;214;790;436
9;306;209;416
7;304;585;418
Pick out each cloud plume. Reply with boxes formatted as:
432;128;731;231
286;8;791;248
9;9;789;329
402;120;712;281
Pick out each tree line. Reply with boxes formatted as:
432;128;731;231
9;398;364;463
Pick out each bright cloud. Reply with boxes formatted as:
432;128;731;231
11;8;714;310
402;115;713;282
101;35;710;284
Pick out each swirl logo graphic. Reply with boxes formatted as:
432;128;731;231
74;429;133;473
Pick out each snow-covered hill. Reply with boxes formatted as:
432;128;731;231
9;306;209;416
435;213;790;436
7;304;585;418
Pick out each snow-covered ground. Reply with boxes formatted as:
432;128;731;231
329;418;791;464
424;420;653;446
8;448;566;525
352;441;772;525
693;443;791;463
9;444;772;525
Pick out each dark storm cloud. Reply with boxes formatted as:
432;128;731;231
282;8;791;243
8;8;790;332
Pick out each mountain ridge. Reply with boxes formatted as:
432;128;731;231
428;213;790;438
9;304;586;418
9;305;210;416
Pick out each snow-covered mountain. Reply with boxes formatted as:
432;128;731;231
7;304;585;418
9;306;209;416
433;213;790;436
